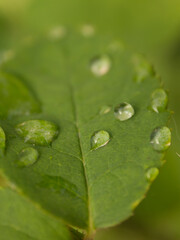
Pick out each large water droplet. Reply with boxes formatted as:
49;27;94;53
91;130;110;150
15;120;59;146
146;167;159;182
0;72;40;118
0;126;5;154
114;102;135;121
99;105;111;115
17;147;39;167
150;88;168;113
90;55;111;76
150;126;171;151
133;54;154;83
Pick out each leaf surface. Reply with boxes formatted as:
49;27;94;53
0;177;72;240
0;32;170;235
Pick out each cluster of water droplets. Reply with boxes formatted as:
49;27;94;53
89;51;171;188
0;34;171;183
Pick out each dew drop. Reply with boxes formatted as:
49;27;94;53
114;102;135;121
150;88;168;113
146;167;159;182
150;126;171;151
91;130;110;150
99;105;111;115
17;147;39;167
0;126;5;154
81;24;95;37
133;54;154;83
90;55;111;76
15;120;59;146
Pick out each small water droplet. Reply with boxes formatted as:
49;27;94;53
99;105;111;115
150;126;171;151
114;102;135;121
17;147;39;167
91;130;110;150
90;55;111;76
81;24;95;37
48;26;67;40
15;120;59;146
0;126;5;154
133;54;154;83
146;167;159;182
150;88;168;113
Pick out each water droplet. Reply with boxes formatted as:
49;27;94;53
17;147;39;167
99;105;111;115
90;55;111;76
91;130;110;150
48;26;67;40
150;88;168;113
0;126;5;154
114;102;135;121
133;54;154;83
0;72;40;118
146;167;159;182
150;126;171;151
15;120;59;146
81;24;95;37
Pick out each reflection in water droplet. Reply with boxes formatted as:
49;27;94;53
150;88;168;113
114;102;135;121
90;55;111;76
146;167;159;182
133;54;154;83
91;130;110;150
0;72;40;118
99;105;111;115
17;147;39;167
0;126;5;154
15;120;59;146
150;126;171;151
48;26;67;40
81;24;95;37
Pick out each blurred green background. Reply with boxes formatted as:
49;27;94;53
0;1;180;239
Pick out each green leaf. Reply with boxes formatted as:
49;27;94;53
0;174;72;240
0;32;170;237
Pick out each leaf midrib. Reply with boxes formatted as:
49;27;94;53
69;83;93;234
